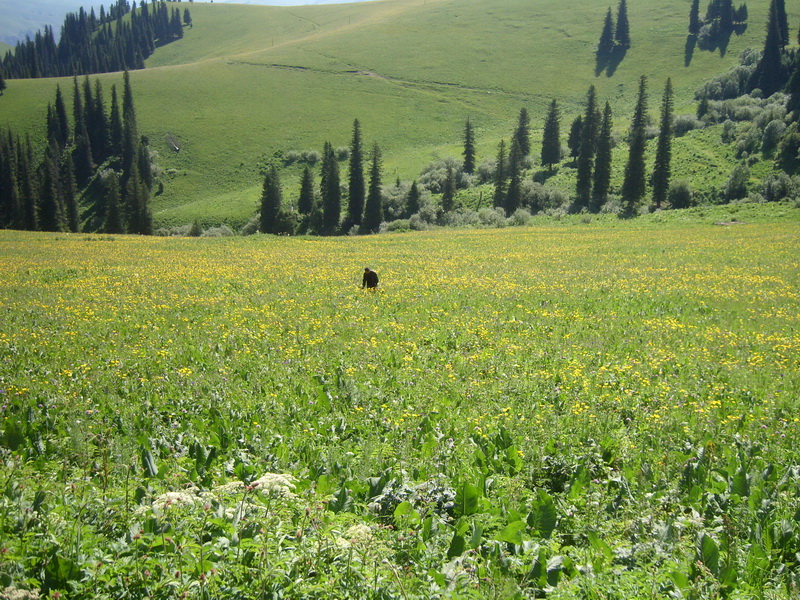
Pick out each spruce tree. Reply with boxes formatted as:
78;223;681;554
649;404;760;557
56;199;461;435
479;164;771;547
493;139;507;208
72;77;94;186
54;85;70;149
346;119;365;228
567;116;583;159
441;163;456;213
621;76;649;217
0;134;21;229
505;145;522;216
260;165;282;234
320;142;341;234
652;78;674;209
541;99;562;171
39;141;67;232
463;118;476;174
18;137;39;231
513;107;531;157
689;0;701;34
121;70;138;192
92;79;110;163
753;3;784;97
615;0;631;49
103;171;125;233
109;85;123;157
591;102;613;212
362;143;383;233
597;8;616;59
405;180;421;217
297;165;314;214
575;85;599;208
0;68;5;95
60;151;80;232
775;0;789;47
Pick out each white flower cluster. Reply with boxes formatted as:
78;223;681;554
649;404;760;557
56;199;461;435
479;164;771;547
250;473;298;498
0;587;40;600
336;523;374;550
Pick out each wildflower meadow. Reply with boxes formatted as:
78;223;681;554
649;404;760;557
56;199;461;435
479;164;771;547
1;208;799;599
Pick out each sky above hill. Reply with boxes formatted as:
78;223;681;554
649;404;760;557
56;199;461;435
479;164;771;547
0;0;375;45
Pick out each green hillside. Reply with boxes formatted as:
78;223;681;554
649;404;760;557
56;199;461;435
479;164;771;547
0;0;792;227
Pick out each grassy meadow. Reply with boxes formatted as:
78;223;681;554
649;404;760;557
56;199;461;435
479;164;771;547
1;203;799;598
1;0;798;227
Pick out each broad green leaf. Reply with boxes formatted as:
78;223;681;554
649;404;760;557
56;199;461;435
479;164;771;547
447;533;465;559
499;520;526;545
455;482;480;517
698;533;720;576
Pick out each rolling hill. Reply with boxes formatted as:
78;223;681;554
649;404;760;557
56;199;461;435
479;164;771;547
0;0;793;228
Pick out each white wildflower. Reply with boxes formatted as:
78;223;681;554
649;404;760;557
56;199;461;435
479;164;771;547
1;587;40;600
336;523;374;549
251;473;297;498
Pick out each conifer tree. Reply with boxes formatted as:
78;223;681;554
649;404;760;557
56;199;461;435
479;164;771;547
103;171;125;233
60;151;80;232
405;180;421;217
541;99;562;171
54;85;70;149
109;85;123;157
513;107;531;157
463;118;476;174
597;8;616;58
320;142;341;234
18;137;39;231
621;76;649;217
121;70;138;192
260;165;282;234
92;79;110;163
362;144;383;233
493;139;507;208
567;116;583;159
297;165;315;215
183;8;192;28
615;0;631;49
0;68;6;95
652;78;674;210
0;133;21;228
505;146;522;216
72;77;94;186
689;0;701;34
752;2;785;96
775;0;789;47
39;141;67;232
346;119;365;228
576;85;599;208
441;163;456;213
591;102;613;212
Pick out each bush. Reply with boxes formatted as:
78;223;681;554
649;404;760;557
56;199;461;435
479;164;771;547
202;225;235;237
507;208;533;226
476;158;496;184
408;214;431;231
668;180;694;209
762;120;787;155
380;219;411;233
522;181;569;213
240;215;260;236
723;163;750;201
418;157;463;193
335;147;350;161
477;207;506;227
673;115;702;137
761;172;799;202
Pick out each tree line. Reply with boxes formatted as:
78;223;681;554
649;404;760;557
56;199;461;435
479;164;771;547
1;0;188;79
0;71;154;234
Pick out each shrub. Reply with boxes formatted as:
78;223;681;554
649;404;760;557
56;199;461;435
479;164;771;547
477;207;506;227
522;181;569;213
723;164;750;201
202;225;235;237
240;215;260;236
668;180;694;209
761;172;799;202
673;115;702;137
762;120;787;155
418;157;463;193
476;158;496;184
507;208;533;226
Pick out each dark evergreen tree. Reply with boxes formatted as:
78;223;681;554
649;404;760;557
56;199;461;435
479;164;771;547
92;79;110;163
493;139;507;208
775;0;789;47
568;115;583;159
103;172;125;233
109;85;123;157
752;1;785;96
652;78;674;209
0;68;5;94
18;136;38;230
513;107;531;157
346;119;365;228
260;165;282;234
441;163;457;213
121;70;138;193
575;85;599;208
541;99;562;171
405;180;421;217
786;56;800;118
621;76;649;217
463;118;476;174
689;0;701;34
504;145;522;216
591;102;613;212
60;151;80;232
54;85;70;149
72;77;94;186
0;133;21;228
39;141;67;232
320;141;341;234
137;141;152;190
297;165;315;214
615;0;631;49
597;8;616;58
184;8;193;28
362;144;383;233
